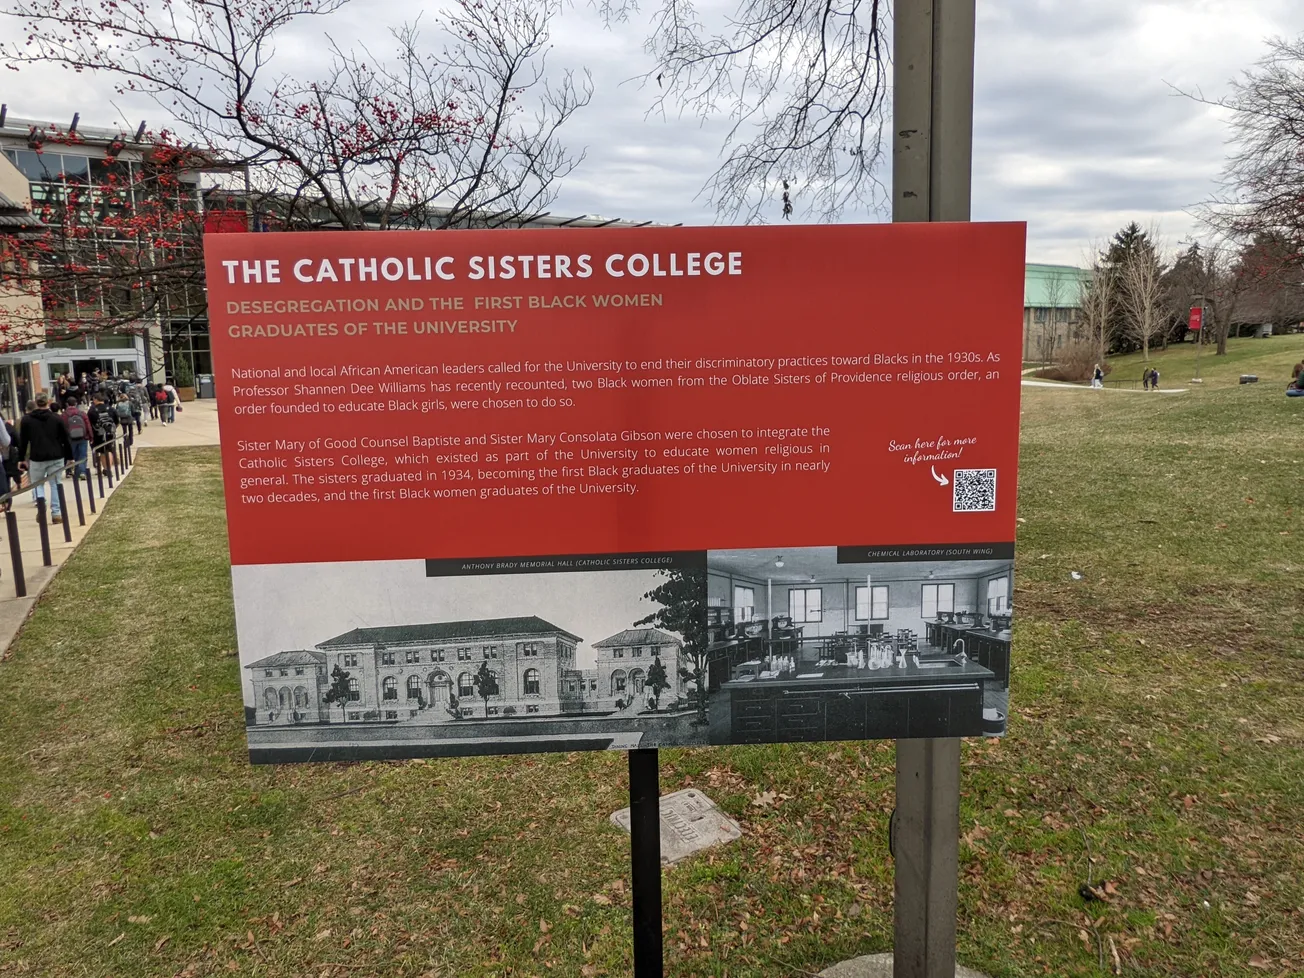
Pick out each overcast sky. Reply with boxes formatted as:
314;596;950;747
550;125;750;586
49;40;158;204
6;0;1300;264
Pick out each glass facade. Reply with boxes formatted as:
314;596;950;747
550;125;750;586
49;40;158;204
164;320;211;382
3;143;202;376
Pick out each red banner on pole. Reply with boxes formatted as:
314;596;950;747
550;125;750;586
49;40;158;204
1188;306;1203;331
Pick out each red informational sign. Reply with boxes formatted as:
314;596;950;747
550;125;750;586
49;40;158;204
205;223;1024;762
1188;305;1203;331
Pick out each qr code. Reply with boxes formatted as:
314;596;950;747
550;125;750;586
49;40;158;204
953;469;997;512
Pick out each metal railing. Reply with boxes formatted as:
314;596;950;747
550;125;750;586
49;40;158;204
0;425;136;598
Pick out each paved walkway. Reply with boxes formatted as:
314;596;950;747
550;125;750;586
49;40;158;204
1021;379;1189;394
0;399;220;658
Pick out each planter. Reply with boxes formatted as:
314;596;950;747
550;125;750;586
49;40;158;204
177;386;196;402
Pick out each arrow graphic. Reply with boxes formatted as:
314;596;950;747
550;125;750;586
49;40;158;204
931;466;949;486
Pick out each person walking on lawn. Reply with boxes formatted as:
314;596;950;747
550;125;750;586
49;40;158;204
16;392;73;524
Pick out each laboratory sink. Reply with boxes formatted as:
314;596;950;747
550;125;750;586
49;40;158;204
915;659;964;670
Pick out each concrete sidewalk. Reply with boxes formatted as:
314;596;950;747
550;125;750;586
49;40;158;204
134;398;221;447
0;398;221;658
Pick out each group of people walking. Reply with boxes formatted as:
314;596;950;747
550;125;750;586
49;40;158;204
2;371;181;524
1088;364;1161;390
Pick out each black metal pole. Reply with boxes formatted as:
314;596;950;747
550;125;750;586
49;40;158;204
35;496;51;567
56;483;72;542
628;747;663;978
6;509;25;598
86;464;97;512
71;468;85;526
106;450;115;488
95;451;105;498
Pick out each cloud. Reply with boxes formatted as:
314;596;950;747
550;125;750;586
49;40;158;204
4;0;1299;261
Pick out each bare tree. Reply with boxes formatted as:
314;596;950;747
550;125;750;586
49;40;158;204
1078;256;1116;368
0;0;590;231
1119;227;1167;361
601;0;888;223
0;0;588;346
1193;34;1304;249
1035;271;1068;365
1199;241;1256;356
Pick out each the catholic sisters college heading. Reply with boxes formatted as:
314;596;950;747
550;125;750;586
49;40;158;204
205;222;1026;763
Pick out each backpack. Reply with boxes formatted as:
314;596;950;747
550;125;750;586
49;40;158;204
154;389;167;405
65;409;88;441
115;400;132;422
165;387;176;404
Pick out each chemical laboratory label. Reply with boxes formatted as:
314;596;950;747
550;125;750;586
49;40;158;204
205;223;1024;762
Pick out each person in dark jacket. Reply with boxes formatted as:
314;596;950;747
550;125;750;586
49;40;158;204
16;392;73;524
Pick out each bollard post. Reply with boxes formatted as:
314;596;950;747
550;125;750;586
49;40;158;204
106;450;115;488
56;483;72;542
84;464;96;514
71;468;85;525
5;508;25;598
94;452;105;501
35;496;52;567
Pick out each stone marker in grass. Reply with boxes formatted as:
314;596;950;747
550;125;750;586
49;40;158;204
610;788;741;864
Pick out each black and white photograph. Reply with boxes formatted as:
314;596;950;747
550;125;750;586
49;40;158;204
233;556;712;761
704;547;1012;744
235;546;1012;760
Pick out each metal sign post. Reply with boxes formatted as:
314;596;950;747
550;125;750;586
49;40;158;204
628;747;664;978
891;1;976;977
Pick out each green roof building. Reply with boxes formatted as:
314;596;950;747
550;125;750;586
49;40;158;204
1023;263;1090;361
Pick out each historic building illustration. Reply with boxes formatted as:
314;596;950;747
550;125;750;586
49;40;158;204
245;616;687;726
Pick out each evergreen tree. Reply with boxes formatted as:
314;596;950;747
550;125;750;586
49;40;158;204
1102;222;1162;353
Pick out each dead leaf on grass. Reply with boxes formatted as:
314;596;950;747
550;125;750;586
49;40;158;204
751;790;777;809
1248;954;1272;969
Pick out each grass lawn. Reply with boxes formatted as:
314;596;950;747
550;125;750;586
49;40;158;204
1;369;1301;977
1103;333;1304;389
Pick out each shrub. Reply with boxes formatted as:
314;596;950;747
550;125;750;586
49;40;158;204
1034;342;1110;383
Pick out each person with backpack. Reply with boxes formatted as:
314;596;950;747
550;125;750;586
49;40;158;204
129;378;148;431
161;381;178;424
88;394;118;472
62;395;92;478
114;393;135;449
16;392;73;525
